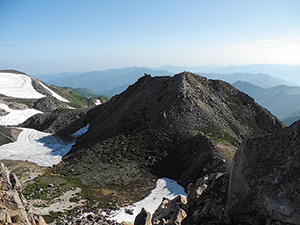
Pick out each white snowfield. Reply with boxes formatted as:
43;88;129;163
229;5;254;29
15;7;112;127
0;72;45;99
109;178;187;223
0;72;69;102
0;103;43;126
0;124;90;167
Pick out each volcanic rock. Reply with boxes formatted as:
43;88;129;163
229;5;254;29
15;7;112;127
59;72;283;187
134;208;152;225
226;119;300;224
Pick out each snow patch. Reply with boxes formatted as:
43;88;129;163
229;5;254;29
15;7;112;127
0;72;45;99
95;99;101;105
108;178;187;223
0;124;90;167
0;103;43;126
38;81;70;102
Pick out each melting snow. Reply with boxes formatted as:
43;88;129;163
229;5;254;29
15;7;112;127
0;124;90;167
0;72;69;103
0;72;45;99
109;178;187;223
95;99;101;105
38;81;69;102
0;103;43;126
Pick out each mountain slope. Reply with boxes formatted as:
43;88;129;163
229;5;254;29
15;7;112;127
54;72;283;188
194;64;300;86
0;70;99;126
233;81;300;121
204;72;291;88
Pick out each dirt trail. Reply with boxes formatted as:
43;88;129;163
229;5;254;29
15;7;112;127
32;187;85;215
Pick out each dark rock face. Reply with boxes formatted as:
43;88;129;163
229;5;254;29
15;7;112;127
0;126;22;146
73;73;283;149
60;72;283;186
226;119;300;224
20;108;89;135
31;97;60;112
135;208;152;225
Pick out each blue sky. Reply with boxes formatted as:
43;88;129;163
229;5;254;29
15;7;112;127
1;0;299;74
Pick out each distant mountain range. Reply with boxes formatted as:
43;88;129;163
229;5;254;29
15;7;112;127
35;67;171;97
155;64;300;86
233;80;300;125
34;65;299;96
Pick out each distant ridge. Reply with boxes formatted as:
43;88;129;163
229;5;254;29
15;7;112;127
233;80;300;123
34;65;298;97
35;67;172;96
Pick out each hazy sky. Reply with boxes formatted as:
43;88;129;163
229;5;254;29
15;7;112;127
1;0;300;74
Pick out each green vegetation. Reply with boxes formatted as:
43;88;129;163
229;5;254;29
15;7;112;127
69;87;110;103
46;84;97;108
91;129;184;166
227;103;266;138
42;211;65;223
199;123;240;147
223;90;267;138
22;178;64;201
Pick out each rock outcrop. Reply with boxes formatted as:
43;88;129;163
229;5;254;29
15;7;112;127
20;108;89;135
134;208;152;225
0;162;46;225
226;119;300;224
31;97;60;113
0;126;22;146
152;195;187;225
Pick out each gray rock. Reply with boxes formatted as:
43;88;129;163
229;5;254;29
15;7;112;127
226;119;300;224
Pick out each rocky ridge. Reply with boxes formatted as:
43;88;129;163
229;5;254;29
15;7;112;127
56;72;283;188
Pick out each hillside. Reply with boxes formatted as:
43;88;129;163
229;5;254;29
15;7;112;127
0;70;100;126
69;87;110;101
233;80;300;122
203;72;293;88
50;72;284;190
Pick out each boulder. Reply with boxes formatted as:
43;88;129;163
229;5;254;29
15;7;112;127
0;161;46;225
226;120;300;224
152;195;187;225
36;215;47;225
0;162;12;190
184;172;228;224
134;208;152;225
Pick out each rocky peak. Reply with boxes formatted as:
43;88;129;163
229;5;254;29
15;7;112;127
56;72;284;188
70;72;283;151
